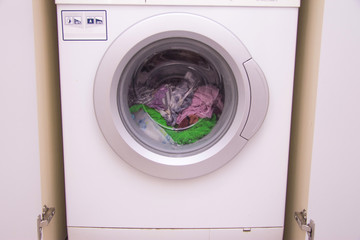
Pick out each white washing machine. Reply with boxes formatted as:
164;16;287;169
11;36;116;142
55;1;300;239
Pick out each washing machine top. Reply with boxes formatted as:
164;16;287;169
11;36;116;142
55;0;300;7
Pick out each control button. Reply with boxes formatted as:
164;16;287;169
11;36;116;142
65;17;73;25
62;10;107;40
95;17;103;24
87;17;95;24
74;17;82;24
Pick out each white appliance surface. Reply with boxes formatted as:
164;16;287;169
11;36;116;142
56;2;299;239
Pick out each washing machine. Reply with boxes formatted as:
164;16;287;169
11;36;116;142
55;0;300;239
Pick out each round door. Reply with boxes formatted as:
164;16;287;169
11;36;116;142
94;13;268;179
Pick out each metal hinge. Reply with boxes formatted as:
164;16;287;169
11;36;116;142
294;209;315;240
37;205;55;240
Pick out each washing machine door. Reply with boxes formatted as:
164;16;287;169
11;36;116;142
94;13;268;179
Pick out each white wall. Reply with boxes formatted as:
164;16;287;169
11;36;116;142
307;0;360;239
0;1;42;239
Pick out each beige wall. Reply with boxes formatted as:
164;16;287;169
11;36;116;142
283;0;325;239
32;0;67;239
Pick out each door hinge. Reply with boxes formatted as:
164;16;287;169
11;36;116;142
294;209;315;240
37;205;55;240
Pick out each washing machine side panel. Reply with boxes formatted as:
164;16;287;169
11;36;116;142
57;4;298;231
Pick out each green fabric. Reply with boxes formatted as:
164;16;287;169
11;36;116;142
129;104;217;145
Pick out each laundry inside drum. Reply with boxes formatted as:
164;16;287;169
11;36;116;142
128;49;225;146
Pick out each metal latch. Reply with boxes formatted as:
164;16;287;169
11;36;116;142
37;205;55;240
294;209;315;240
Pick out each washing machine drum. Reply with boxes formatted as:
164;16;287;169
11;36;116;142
94;13;269;179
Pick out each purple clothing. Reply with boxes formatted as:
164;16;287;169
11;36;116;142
157;79;195;126
147;85;168;110
176;85;223;124
144;72;197;126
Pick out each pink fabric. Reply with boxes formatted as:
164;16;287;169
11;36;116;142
176;85;223;124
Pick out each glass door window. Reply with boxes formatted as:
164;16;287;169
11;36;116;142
117;38;238;156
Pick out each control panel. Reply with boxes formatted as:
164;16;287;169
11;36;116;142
61;10;107;41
